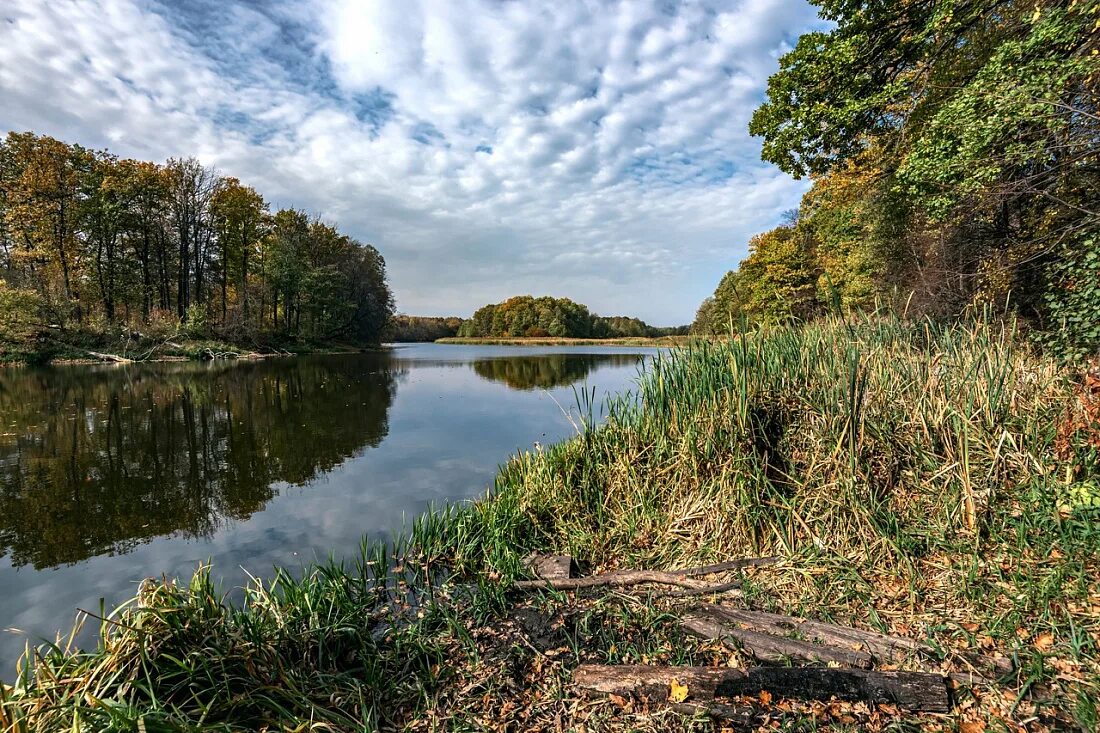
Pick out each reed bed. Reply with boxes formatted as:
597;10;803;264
3;316;1098;731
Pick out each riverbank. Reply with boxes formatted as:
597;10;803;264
2;317;1097;731
0;329;375;366
436;335;693;347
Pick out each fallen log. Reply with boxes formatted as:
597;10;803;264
696;604;931;662
575;664;951;712
682;613;875;668
695;605;1012;678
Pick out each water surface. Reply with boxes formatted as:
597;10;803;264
0;344;653;673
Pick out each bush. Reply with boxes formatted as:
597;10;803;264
1043;236;1100;363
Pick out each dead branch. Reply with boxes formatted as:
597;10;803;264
682;612;875;668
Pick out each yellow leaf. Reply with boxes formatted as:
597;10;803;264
1034;632;1055;651
669;678;689;703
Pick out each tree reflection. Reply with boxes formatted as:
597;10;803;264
0;355;397;569
470;353;643;390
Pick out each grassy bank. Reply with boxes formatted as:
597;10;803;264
435;335;693;347
0;328;373;366
3;317;1098;731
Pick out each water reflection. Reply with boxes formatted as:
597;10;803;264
0;357;398;569
471;353;642;390
0;350;644;570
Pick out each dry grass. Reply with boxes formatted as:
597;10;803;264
3;316;1097;731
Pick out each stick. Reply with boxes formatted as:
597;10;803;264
574;664;951;712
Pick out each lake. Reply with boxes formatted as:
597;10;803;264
0;344;655;674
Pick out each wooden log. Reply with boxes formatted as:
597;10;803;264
682;613;875;668
697;604;932;662
523;553;573;580
574;664;951;712
696;605;1013;678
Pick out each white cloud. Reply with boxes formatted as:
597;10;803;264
0;0;821;324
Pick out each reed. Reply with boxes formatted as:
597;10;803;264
3;316;1097;731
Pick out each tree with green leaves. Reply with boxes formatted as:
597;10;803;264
696;0;1099;355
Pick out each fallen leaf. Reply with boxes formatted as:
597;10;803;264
669;678;689;703
1034;632;1055;651
759;690;772;705
959;721;985;733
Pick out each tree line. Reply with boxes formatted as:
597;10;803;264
385;315;463;342
0;132;395;352
457;295;687;339
693;1;1099;360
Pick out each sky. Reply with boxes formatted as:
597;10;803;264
0;0;822;325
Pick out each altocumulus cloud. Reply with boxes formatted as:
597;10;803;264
0;0;822;324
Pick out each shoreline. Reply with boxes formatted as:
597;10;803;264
0;337;381;367
434;335;694;347
3;317;1097;730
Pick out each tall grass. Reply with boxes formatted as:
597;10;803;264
3;316;1097;731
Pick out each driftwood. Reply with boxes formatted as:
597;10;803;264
682;613;875;668
693;604;929;663
85;350;134;364
694;605;1011;679
512;557;775;594
575;664;951;712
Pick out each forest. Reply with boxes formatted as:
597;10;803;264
457;295;687;339
385;314;463;342
692;0;1099;361
0;132;395;359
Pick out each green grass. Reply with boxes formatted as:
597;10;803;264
3;316;1098;731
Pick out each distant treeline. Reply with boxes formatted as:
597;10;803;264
385;315;463;342
456;295;687;339
0;131;395;352
692;2;1099;361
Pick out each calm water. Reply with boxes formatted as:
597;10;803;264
0;344;654;673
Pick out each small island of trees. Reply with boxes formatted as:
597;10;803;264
456;295;687;339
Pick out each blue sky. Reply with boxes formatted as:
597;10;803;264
0;0;822;325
